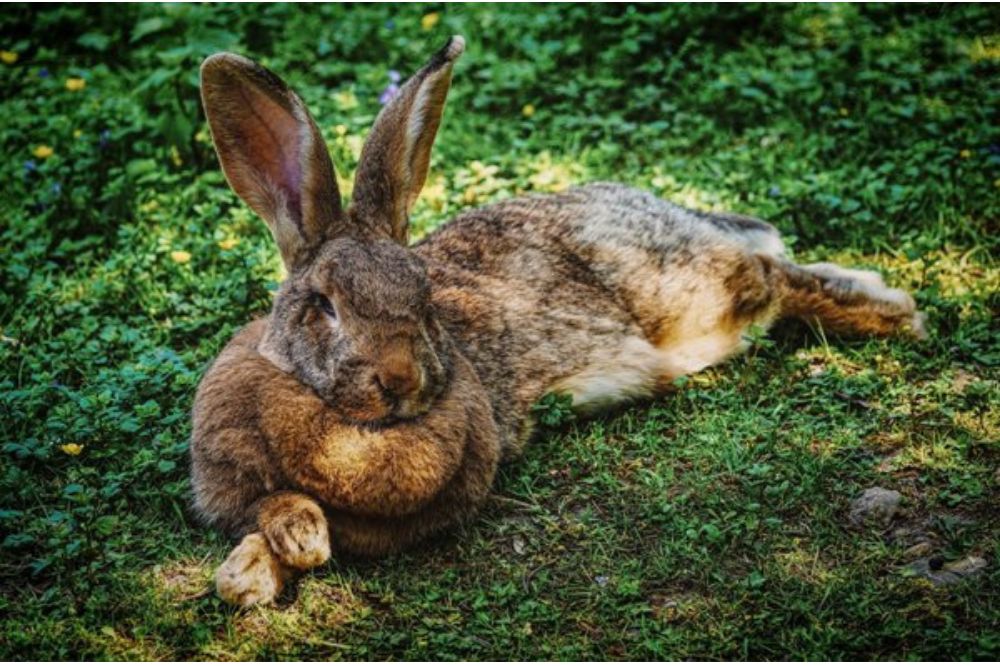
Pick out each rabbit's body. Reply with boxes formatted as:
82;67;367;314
192;38;925;606
416;181;789;443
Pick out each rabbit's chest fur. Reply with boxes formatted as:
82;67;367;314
419;182;786;418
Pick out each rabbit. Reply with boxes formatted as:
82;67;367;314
192;35;926;606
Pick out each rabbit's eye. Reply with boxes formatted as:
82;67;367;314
313;292;337;319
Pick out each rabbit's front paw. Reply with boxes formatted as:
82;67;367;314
216;533;287;606
262;501;331;571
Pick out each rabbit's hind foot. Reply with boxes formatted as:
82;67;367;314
782;261;927;340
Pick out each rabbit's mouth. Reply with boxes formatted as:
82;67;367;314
381;374;449;422
334;390;438;427
328;369;447;426
327;386;394;425
391;390;440;421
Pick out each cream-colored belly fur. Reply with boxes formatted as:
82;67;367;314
552;283;770;411
551;331;751;412
550;218;788;412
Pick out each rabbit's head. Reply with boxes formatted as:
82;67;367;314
200;37;465;424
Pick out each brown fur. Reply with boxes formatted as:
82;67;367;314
192;37;926;605
778;262;926;338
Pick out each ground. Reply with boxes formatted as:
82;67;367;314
1;3;998;660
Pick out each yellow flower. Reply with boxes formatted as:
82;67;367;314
33;145;54;159
170;250;192;264
333;89;358;111
73;129;83;139
218;238;239;250
838;107;849;116
60;443;84;456
969;36;1000;62
994;178;1000;189
170;145;182;167
959;149;972;159
0;50;18;65
421;12;440;31
420;175;448;212
462;185;479;205
334;123;348;137
65;77;86;91
522;104;536;118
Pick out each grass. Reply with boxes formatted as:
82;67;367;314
1;3;998;660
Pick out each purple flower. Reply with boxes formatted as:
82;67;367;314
388;69;401;83
378;82;400;106
385;19;395;30
768;186;781;197
24;160;37;173
38;67;50;78
99;129;111;150
51;182;62;195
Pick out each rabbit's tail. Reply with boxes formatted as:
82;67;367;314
777;261;927;339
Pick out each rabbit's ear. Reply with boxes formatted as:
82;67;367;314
201;53;346;269
351;36;465;244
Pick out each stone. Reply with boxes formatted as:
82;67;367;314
905;555;987;587
850;487;902;525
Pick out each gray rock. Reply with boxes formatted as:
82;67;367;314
905;555;987;586
850;487;902;525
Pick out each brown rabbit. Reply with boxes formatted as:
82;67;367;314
192;36;926;606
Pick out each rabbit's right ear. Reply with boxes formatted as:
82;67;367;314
201;53;347;270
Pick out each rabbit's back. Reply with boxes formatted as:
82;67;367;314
420;182;784;278
417;182;788;449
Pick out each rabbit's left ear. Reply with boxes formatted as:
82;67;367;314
351;36;465;244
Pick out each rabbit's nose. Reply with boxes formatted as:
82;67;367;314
376;361;422;399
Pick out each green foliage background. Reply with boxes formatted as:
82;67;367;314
1;3;997;659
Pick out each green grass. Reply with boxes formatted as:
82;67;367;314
1;3;998;660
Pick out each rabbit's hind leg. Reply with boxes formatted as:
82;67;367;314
779;261;927;339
